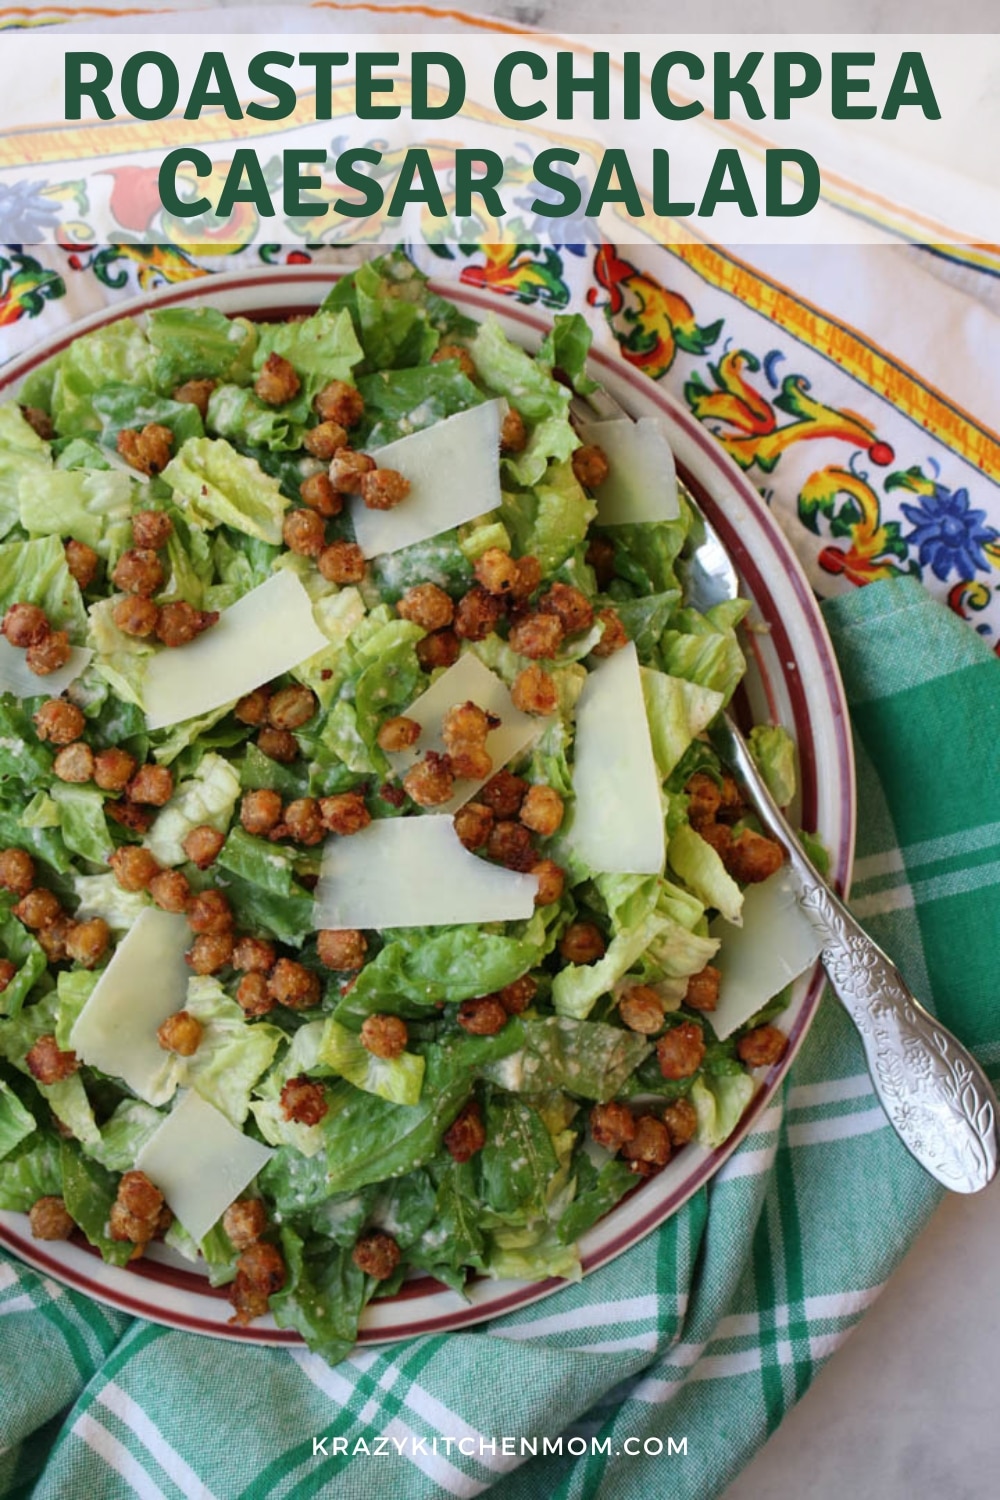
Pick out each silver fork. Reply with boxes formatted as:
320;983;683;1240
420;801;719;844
572;387;999;1193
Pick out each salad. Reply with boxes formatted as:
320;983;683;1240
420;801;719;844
0;250;811;1363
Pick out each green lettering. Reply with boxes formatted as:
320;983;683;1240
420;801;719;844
283;149;327;217
247;51;297;122
556;49;609;120
773;52;821;119
65;52;115;121
216;149;275;217
411;51;465;119
699;149;757;217
530;148;581;216
623;52;641;120
184;51;243;121
585;149;643;217
158;147;212;217
386;148;446;217
120;52;177;121
883;52;940;119
494;51;546;121
652;149;695;216
831;52;876;120
765;149;819;216
454;150;505;217
713;51;764;121
298;51;349;120
356;52;399;120
650;51;704;121
334;147;384;219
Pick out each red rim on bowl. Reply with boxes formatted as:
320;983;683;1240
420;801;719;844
0;266;855;1346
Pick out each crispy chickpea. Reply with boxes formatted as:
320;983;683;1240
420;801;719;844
318;792;371;836
685;965;721;1012
178;824;224;871
457;995;507;1035
235;687;270;727
26;630;71;676
117;1170;164;1225
32;699;85;746
718;776;744;822
531;858;565;906
737;1024;788;1069
656;1021;706;1080
26;1034;77;1083
105;800;154;834
500;408;527;454
443;1099;486;1162
36;914;73;964
663;1097;699;1148
282;507;326;558
236;971;274;1016
560;922;606;965
131;510;174;550
172;377;216;418
29;1196;74;1241
592;607;628;657
328;447;375;494
157;1009;203;1056
685;772;721;830
403;752;454;808
20;405;54;441
257;727;299;764
283;797;325;846
622;1115;671;1175
254;352;300;406
497;975;537;1014
352;1230;400;1281
2;602;49;648
186;889;233;935
116;423;173;477
229;1242;286;1325
359;466;411;512
508;612;564;660
223;1198;267;1250
453;802;494;851
317;929;367;971
65;918;110;969
127;764;174;806
13;887;62;930
318;540;366;585
442;701;491;748
267;684;317;731
590;1100;636;1153
112;548;164;598
0;847;34;897
571;442;609;489
487;820;536;873
314;379;364;428
539;582;594;635
448;744;493;781
619;985;666;1035
377;715;421;753
148;868;190;913
519;784;564;836
156;601;219;648
0;958;16;991
112;594;160;638
268;958;321;1010
360;1013;408;1060
431;342;476;380
241;792;286;843
65;539;99;590
232;936;276;974
511;664;558;717
93;748;137;793
474;548;519;598
303;420;348;460
186;931;235;975
53;743;94;784
586;535;616;590
416;629;460;672
511;555;543;602
453;584;503;642
397;583;454;632
723;830;786;885
108;845;160;892
480;769;528;818
299;471;342;518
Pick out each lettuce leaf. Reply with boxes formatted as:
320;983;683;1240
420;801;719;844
146;306;257;392
145;752;240;866
553;912;671;1020
318;1019;425;1106
180;975;283;1126
668;822;743;925
0;1132;62;1210
641;668;724;780
480;1016;651;1102
161;437;289;545
356;362;483;448
0;897;47;1017
0;534;87;638
49;318;155;437
51;782;113;865
18;466;134;558
748;724;797;808
690;1072;756;1148
0;402;52;540
501;458;596;574
92;384;204;452
0;1079;36;1161
60;1140;134;1266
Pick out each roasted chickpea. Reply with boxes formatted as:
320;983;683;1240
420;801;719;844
622;1115;671;1175
619;985;666;1035
480;769;527;818
13;887;62;930
453;585;503;642
442;701;491;748
592;607;628;657
283;797;325;846
26;1034;77;1083
500;408;527;454
722;829;786;885
457;995;507;1035
415;629;460;672
299;471;342;518
53;743;94;784
182;824;225;869
684;965;721;1012
318;541;366;584
453;802;494;851
590;1100;636;1153
26;631;71;676
257;727;299;764
2;603;49;648
487;820;536;872
685;773;722;830
510;555;543;602
148;868;190;913
508;612;564;659
20;405;54;441
32;699;85;746
539;582;594;635
663;1097;699;1147
585;535;616;590
656;1021;706;1080
314;379;364;428
282;507;326;558
93;748;137;793
65;539;99;590
236;971;274;1016
235;687;271;727
223;1198;267;1251
511;664;558;717
186;931;235;975
116;423;173;477
377;715;421;753
497;975;537;1014
268;685;317;731
443;1099;486;1162
530;859;565;906
0;847;35;897
36;914;73;964
328;448;375;494
131;510;174;550
360;1013;408;1060
736;1024;788;1069
303;421;348;461
157;1009;203;1056
571;442;609;489
186;889;233;936
29;1196;74;1241
241;789;283;838
559;922;606;965
254;352;300;406
112;548;163;598
397;583;454;632
268;957;321;1010
0;958;16;991
360;468;410;511
316;929;367;971
155;602;219;648
403;752;454;808
232;936;276;974
108;844;160;892
172;378;216;418
65;918;110;969
112;595;160;638
431;342;476;379
474;548;519;598
105;800;154;835
318;792;371;836
519;784;564;836
351;1230;400;1281
448;744;493;781
229;1242;286;1325
127;764;174;806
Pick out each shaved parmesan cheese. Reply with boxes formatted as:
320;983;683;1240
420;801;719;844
569;642;665;875
384;651;547;814
708;869;825;1040
350;400;504;557
142;569;328;731
135;1089;273;1244
313;816;538;930
0;638;91;699
576;416;678;524
69;908;190;1105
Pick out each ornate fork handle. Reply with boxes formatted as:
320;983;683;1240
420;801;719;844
711;717;999;1193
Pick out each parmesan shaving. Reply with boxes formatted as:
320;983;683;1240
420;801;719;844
576;416;678;525
0;638;91;699
708;869;825;1040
